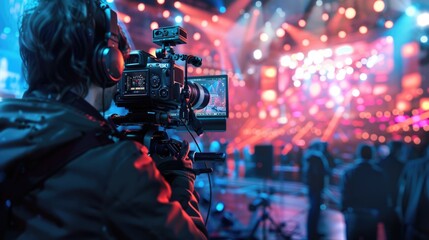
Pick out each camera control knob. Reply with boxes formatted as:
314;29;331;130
151;75;161;88
160;88;169;98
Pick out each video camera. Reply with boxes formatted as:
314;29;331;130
109;26;227;169
112;26;228;133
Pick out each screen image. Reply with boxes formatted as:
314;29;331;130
188;74;229;118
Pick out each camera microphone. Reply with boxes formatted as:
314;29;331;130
187;55;202;67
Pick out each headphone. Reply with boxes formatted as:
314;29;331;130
92;2;124;88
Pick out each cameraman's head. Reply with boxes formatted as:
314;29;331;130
19;0;130;111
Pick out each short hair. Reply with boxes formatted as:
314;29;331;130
19;0;129;98
356;143;374;161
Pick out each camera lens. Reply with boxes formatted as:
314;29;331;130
188;82;210;110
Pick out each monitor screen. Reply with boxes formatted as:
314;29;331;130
188;74;229;118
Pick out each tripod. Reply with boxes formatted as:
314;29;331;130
247;194;291;240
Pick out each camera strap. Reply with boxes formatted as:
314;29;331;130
0;129;113;238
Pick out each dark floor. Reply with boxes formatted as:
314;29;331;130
194;160;386;240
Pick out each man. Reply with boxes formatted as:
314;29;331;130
378;140;406;240
396;145;429;240
0;0;207;239
341;142;389;240
302;139;329;240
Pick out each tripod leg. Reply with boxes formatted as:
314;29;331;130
267;215;291;240
248;216;263;239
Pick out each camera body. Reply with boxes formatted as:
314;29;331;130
112;26;227;131
115;50;185;112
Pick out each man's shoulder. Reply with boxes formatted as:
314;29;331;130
403;157;429;173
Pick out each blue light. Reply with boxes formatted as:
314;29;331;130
3;27;11;34
219;6;226;13
405;6;417;17
421;35;429;43
175;16;183;23
215;202;225;212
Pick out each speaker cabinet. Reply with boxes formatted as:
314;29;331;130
253;144;274;179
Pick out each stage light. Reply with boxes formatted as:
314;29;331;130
175;15;183;23
193;32;201;41
137;3;145;11
253;49;263;60
359;26;368;34
282;22;289;29
184;15;191;22
295;52;305;61
420;35;429;44
298;19;306;27
219;6;226;13
320;35;328;42
373;0;385;13
335;45;354;55
157;0;165;4
261;90;277;102
359;73;368;81
421;98;429;110
260;32;269;42
106;0;114;3
414;137;421;144
215;202;225;212
283;44;291;51
309;82;321;97
212;15;219;22
322;13;329;21
345;8;356;19
150;22;159;30
338;7;345;14
202;20;208;27
417;12;429;27
255;1;262;7
276;28;286;38
302;39;310;46
276;8;286;17
264;67;277;78
269;108;280;118
406;6;417;16
385;20;394;29
338;31;347;38
162;10;170;18
329;85;342;97
123;15;131;23
280;55;291;67
174;1;181;9
351;88;360;97
259;110;267;119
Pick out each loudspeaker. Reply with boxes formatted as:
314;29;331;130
92;2;124;88
254;144;274;179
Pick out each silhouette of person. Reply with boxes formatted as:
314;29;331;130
341;142;389;240
378;140;406;240
396;144;429;240
302;139;329;240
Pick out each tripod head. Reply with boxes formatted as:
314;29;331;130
110;121;225;175
248;193;271;212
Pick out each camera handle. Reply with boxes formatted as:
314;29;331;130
119;124;225;175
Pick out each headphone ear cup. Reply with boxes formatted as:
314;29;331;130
92;43;124;88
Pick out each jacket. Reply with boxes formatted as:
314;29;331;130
0;95;208;239
396;157;429;239
340;160;389;216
